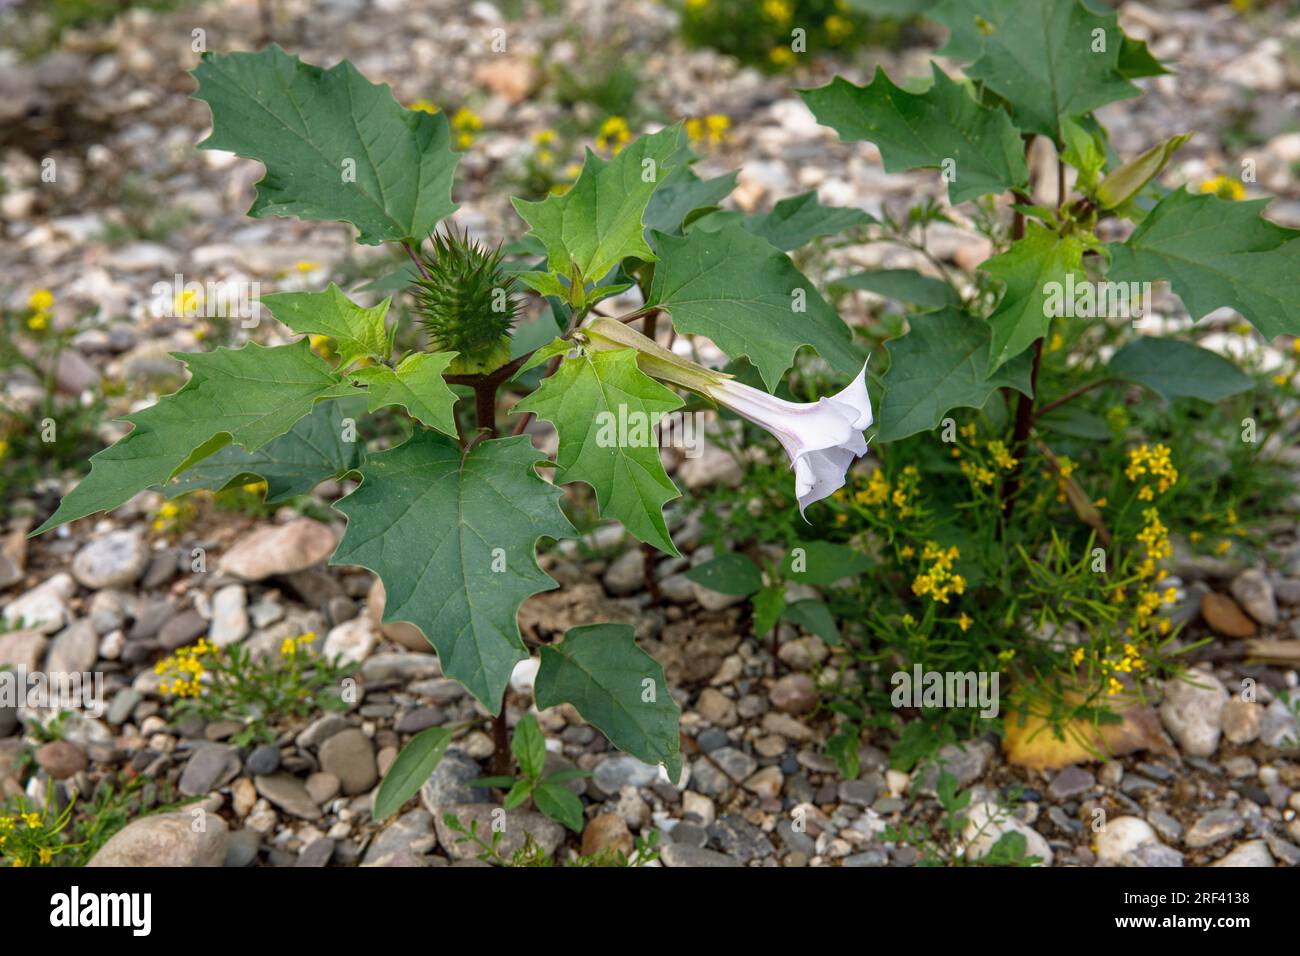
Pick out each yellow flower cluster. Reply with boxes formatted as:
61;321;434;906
596;116;631;156
762;0;793;23
451;107;483;149
1135;506;1172;581
532;128;557;166
26;288;53;331
1125;443;1177;499
1200;175;1245;201
910;542;965;604
280;631;317;658
825;14;853;41
686;114;730;149
769;46;795;66
154;638;214;697
152;501;182;533
856;464;920;518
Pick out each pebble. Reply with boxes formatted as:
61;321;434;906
1048;766;1095;801
45;619;99;673
1211;839;1273;867
659;843;741;867
323;616;377;666
435;804;564;861
420;750;491;811
1199;592;1257;638
602;550;644;596
1158;670;1227;757
1185;809;1245;848
1094;816;1159;864
4;573;75;633
769;673;816;715
246;744;281;776
209;584;250;646
0;629;47;671
72;530;148;590
306;771;342;805
592;754;661;793
1229;569;1278;625
35;740;87;779
254;773;324;820
158;609;208;650
318;728;378;795
962;801;1053;866
296;838;336;867
581;813;634;857
218;519;338;581
88;811;228;867
695;688;738;727
179;745;241;796
709;813;775;863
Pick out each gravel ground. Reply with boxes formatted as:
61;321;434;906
1;0;1299;867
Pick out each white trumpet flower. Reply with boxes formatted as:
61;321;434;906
584;318;872;513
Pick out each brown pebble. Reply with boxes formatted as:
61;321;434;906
1200;592;1257;639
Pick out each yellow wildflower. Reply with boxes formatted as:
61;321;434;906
1200;175;1244;201
27;289;54;312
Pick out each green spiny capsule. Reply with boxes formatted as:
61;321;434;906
409;228;518;375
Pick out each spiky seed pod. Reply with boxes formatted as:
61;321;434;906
409;228;519;375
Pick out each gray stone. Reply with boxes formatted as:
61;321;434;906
1211;840;1273;867
1186;809;1245;848
1048;766;1095;801
88;812;228;867
218;519;338;581
603;550;644;596
1229;569;1278;625
179;745;241;796
319;728;377;795
45;619;99;673
72;531;148;590
708;813;775;863
158;609;207;651
209;584;250;646
395;706;445;734
660;843;741;867
918;740;994;791
254;773;323;820
106;689;140;726
592;754;661;793
296;839;335;867
420;750;491;812
364;809;437;865
306;772;341;805
4;574;75;633
245;744;280;776
435;804;564;861
295;714;351;751
1159;670;1227;757
224;828;261;867
1260;698;1300;747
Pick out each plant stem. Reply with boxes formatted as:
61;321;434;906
1034;378;1115;420
468;374;512;775
403;239;432;280
1000;338;1041;520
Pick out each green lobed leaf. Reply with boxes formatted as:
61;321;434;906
165;397;364;503
512;713;547;781
781;540;874;584
738;191;876;252
981;222;1084;372
514;346;683;556
643;164;739;236
330;431;574;711
799;65;1029;204
752;586;787;636
877;308;1034;442
34;341;353;535
684;552;763;596
647;222;860;390
192;45;460;244
535;623;682;782
1108;336;1253;403
262;284;393;369
831;269;959;310
782;599;841;645
512;125;680;283
1105;188;1300;340
349;351;460;438
965;0;1139;143
372;726;453;821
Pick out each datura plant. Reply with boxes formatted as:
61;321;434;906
30;0;1300;817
